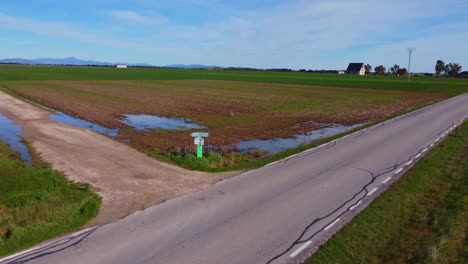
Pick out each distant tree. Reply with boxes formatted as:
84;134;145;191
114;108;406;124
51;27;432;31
299;69;307;72
444;64;450;75
267;68;293;72
445;63;462;77
390;64;401;75
397;68;408;76
374;65;386;75
435;60;445;75
364;64;372;73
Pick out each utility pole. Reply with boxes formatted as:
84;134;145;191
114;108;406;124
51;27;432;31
407;48;415;80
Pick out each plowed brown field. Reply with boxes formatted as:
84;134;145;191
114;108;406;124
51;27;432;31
5;80;445;152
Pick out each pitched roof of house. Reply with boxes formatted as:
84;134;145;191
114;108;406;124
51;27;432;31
346;63;364;72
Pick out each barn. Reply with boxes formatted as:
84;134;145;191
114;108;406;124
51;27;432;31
346;63;366;75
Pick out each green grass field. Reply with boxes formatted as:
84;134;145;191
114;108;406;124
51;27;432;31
307;122;468;264
1;65;467;94
0;142;100;257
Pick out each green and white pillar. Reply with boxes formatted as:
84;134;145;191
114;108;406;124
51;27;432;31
191;132;209;159
196;136;203;158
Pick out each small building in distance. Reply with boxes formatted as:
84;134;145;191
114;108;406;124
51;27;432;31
116;64;128;68
346;63;365;75
338;70;345;75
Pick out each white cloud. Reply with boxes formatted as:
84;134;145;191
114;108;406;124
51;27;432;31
2;0;468;70
140;0;468;70
0;12;130;48
107;10;167;25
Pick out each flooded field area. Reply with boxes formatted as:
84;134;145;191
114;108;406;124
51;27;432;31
25;99;120;137
50;112;120;137
5;79;444;169
120;114;206;131
237;123;363;154
0;113;32;164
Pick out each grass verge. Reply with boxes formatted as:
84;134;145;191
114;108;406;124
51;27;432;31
0;141;100;257
307;121;468;263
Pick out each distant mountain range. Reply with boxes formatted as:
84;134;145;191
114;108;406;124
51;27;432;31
0;57;219;69
0;57;115;66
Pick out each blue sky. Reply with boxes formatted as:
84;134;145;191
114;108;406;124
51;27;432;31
0;0;467;72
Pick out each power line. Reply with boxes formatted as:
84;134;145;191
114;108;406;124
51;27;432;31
407;48;415;81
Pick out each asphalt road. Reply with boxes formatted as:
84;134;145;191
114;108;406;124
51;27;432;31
1;94;467;264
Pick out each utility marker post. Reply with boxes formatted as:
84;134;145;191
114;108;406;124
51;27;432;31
196;136;203;158
191;132;209;158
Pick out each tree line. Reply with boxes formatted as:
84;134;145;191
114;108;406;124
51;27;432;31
364;64;408;76
434;60;462;77
184;61;464;77
363;60;463;77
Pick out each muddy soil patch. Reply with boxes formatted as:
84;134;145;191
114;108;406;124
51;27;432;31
6;80;445;152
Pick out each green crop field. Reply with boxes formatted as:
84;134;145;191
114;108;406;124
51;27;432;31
1;65;467;94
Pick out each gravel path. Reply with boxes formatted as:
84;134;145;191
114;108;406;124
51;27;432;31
0;92;236;225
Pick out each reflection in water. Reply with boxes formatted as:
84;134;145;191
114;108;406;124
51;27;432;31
50;113;120;137
120;114;206;131
237;124;363;155
25;99;120;137
0;114;33;165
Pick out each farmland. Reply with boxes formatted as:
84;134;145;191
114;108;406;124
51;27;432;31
0;65;467;260
0;65;467;94
1;65;467;170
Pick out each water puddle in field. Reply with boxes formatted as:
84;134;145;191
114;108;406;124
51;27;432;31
120;114;206;131
237;123;363;155
50;113;120;137
0;114;33;165
25;100;120;137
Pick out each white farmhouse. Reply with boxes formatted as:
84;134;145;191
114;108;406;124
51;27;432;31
116;64;128;68
346;63;366;75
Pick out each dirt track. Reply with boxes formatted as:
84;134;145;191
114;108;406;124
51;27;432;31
0;91;236;225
